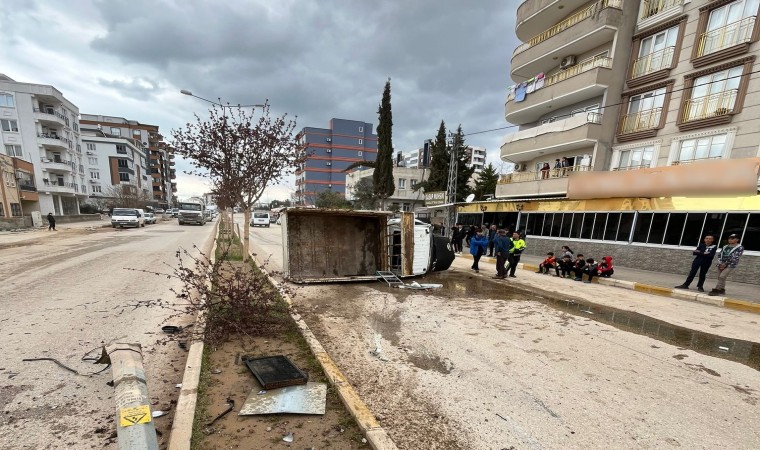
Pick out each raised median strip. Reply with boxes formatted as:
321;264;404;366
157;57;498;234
456;253;757;314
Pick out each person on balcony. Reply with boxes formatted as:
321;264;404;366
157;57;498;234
553;159;561;177
540;162;551;179
560;157;570;176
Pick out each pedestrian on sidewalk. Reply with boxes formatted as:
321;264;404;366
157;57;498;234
555;254;573;278
506;231;526;278
537;252;556;274
675;235;717;292
576;258;599;283
708;234;744;297
487;224;497;257
492;229;513;279
469;230;489;273
47;212;56;231
450;224;463;254
465;225;476;247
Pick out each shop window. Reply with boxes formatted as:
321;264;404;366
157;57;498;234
559;213;572;238
721;212;749;242
549;213;562;237
703;213;727;239
617;213;635;241
570;213;583;238
648;213;669;244
633;213;653;243
591;213;606;240
663;213;687;245
580;214;594;240
604;213;621;241
534;213;546;236
680;213;706;247
743;213;760;251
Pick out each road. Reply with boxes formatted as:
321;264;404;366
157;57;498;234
241;220;760;450
0;219;216;449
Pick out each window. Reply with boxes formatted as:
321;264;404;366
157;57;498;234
11;203;22;217
86;143;96;151
744;213;760;251
116;144;127;154
133;129;141;135
110;127;122;136
119;173;130;181
621;88;666;134
92;185;102;193
358;151;363;156
90;171;100;179
88;157;98;165
359;127;364;132
633;26;678;79
398;178;406;189
358;139;363;145
4;145;22;158
1;119;19;132
0;93;14;107
618;146;654;170
681;213;706;246
117;159;128;168
698;0;759;57
663;213;687;245
676;133;727;163
73;123;79;132
684;67;742;122
632;212;653;243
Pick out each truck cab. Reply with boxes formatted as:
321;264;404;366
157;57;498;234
177;201;206;225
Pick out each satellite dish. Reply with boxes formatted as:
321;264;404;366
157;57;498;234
465;194;475;203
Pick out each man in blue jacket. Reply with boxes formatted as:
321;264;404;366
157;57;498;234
675;234;717;292
492;229;513;279
469;230;489;273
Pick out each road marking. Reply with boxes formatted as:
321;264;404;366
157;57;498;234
119;405;152;427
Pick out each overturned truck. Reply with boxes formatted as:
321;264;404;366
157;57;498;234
281;209;455;283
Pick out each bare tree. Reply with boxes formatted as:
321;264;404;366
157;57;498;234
172;103;304;261
100;184;153;209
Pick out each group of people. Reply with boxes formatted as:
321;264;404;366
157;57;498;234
536;246;614;283
451;224;526;279
675;233;744;296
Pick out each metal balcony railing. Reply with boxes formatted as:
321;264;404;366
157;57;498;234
33;108;66;120
19;183;37;192
619;108;662;134
640;0;681;19
498;165;591;184
37;133;71;145
544;56;612;88
43;180;77;188
631;47;675;79
682;89;737;122
672;156;722;165
613;164;651;171
697;16;756;57
513;0;623;56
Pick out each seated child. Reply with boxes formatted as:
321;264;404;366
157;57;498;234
555;255;574;278
536;252;556;274
597;256;614;278
575;257;599;283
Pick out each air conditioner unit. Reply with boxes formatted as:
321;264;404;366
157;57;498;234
326;138;332;142
15;170;24;179
560;55;576;69
86;151;94;155
513;163;525;172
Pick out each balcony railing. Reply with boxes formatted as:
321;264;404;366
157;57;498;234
37;133;71;145
43;180;77;188
631;47;675;79
543;56;612;88
671;156;722;165
513;0;623;56
33;108;66;120
498;165;591;184
19;183;37;192
619;108;662;134
682;90;737;122
697;16;756;57
640;0;681;19
613;164;651;171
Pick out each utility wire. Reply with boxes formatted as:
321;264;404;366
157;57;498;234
463;68;760;137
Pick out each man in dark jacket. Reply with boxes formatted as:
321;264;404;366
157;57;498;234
486;225;497;257
492;229;513;279
47;212;56;231
675;235;717;292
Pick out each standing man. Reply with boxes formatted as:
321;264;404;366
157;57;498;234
487;224;498;257
46;212;56;231
675;235;717;292
492;229;513;279
708;234;744;296
507;231;526;278
469;230;489;273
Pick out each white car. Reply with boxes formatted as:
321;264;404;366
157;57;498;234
111;208;145;228
144;212;156;224
250;211;270;227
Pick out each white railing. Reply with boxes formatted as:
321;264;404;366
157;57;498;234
498;165;591;184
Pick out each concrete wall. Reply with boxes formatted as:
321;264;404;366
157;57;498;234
0;216;32;230
522;236;760;285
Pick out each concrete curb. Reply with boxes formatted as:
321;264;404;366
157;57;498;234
168;220;219;450
240;229;398;450
455;254;760;314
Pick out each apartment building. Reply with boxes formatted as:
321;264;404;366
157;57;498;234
0;74;87;216
345;166;430;211
295;118;378;205
462;0;760;282
79;115;176;207
80;129;151;201
465;146;487;173
402;141;485;172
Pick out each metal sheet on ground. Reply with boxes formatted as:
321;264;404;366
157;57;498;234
242;355;309;390
238;382;327;415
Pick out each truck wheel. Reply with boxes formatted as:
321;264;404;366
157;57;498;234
112;225;116;228
141;223;145;227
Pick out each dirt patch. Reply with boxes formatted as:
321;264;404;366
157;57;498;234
195;335;369;450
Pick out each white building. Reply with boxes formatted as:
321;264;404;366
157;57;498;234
345;167;430;211
80;129;151;202
402;143;486;173
466;146;487;173
0;74;87;215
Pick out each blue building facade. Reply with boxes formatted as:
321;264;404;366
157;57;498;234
295;118;378;205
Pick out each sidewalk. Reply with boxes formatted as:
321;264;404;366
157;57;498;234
0;219;110;247
456;252;760;310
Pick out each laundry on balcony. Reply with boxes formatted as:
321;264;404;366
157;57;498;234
507;72;545;103
515;83;528;102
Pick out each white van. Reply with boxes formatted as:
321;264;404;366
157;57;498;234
250;211;270;227
111;208;145;228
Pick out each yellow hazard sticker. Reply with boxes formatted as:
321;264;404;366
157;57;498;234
119;405;152;427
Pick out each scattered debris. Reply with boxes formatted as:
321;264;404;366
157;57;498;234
239;382;327;416
161;325;182;334
175;383;182;388
718;346;730;352
257;390;266;395
370;334;389;361
242;355;308;390
210;368;222;374
151;410;169;418
206;397;235;426
21;357;109;376
398;281;443;290
282;432;294;443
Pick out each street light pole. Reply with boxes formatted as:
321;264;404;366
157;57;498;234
179;90;264;108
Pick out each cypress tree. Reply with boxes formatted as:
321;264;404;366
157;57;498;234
451;124;475;202
473;163;499;200
373;79;395;208
417;121;449;193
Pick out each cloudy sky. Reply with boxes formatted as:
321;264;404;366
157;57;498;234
1;0;520;201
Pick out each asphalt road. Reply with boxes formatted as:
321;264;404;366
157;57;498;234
0;219;215;449
240;220;760;449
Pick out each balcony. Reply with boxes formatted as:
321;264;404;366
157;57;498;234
33;108;66;126
681;90;737;123
516;0;593;40
501;113;603;162
506;56;612;124
40;157;75;173
671;156;723;166
629;47;675;85
696;17;755;59
496;165;591;198
637;0;683;31
618;108;662;135
37;133;70;150
42;180;77;194
511;0;622;81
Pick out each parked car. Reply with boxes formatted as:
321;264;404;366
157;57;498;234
144;212;156;224
250;211;270;227
111;208;145;228
155;208;165;214
269;215;278;224
170;208;179;217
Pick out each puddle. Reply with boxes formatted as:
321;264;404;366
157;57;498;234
385;271;760;373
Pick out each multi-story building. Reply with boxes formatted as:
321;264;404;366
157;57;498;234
345;166;430;211
295;118;378;205
0;74;87;216
402;141;485;172
460;0;760;282
465;146;487;173
79;128;151;202
402;148;422;168
79;115;176;207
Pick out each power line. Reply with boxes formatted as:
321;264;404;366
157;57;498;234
463;67;760;138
